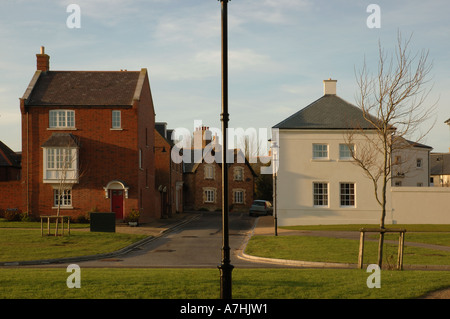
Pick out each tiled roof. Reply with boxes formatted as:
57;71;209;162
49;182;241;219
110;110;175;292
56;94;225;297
41;133;80;148
0;141;20;167
430;153;450;175
273;94;379;130
24;71;141;106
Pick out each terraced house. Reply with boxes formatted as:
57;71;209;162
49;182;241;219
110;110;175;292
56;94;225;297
17;47;157;222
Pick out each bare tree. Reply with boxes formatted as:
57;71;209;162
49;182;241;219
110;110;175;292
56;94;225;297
53;136;84;235
347;32;436;267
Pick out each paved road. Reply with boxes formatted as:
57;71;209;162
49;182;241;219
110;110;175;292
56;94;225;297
75;211;269;268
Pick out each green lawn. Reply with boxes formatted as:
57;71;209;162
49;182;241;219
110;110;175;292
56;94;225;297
0;229;147;262
0;219;89;229
281;224;450;232
245;235;450;266
0;268;449;299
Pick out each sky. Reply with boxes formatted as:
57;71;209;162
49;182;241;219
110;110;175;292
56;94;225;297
0;0;449;153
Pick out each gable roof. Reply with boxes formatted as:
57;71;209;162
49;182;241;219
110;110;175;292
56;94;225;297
22;69;147;107
0;141;21;167
273;94;379;130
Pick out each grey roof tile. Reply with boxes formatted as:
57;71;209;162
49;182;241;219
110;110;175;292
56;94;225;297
25;71;141;106
273;94;378;130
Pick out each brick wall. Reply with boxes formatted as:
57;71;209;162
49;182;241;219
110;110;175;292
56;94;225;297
184;160;254;212
0;181;25;213
21;97;157;221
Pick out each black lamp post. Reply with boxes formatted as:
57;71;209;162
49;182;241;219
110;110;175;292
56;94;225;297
271;140;278;236
217;0;233;300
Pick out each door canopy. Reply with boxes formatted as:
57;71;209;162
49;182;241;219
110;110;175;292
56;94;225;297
103;180;129;198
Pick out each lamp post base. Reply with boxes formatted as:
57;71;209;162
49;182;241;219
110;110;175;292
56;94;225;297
218;262;234;299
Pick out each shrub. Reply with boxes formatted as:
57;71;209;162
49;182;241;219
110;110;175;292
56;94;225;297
20;213;33;222
72;213;90;224
124;209;140;223
4;209;21;221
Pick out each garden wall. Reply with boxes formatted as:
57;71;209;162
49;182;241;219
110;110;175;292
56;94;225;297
0;181;24;213
391;187;450;224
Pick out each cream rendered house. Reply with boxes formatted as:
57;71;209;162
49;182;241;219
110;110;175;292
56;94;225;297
273;79;431;226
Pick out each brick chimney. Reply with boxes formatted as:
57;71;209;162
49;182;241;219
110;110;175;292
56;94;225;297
36;46;50;72
193;126;212;149
323;78;337;95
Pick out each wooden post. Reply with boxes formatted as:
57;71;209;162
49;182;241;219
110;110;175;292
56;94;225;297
68;217;70;236
358;230;365;269
41;217;43;237
47;217;50;235
397;231;405;270
62;217;64;237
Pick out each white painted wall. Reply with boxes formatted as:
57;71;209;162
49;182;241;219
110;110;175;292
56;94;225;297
276;129;391;226
391;187;450;224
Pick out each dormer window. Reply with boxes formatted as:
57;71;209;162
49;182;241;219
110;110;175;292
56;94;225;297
49;110;75;129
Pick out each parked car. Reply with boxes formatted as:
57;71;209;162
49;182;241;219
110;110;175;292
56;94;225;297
249;200;273;217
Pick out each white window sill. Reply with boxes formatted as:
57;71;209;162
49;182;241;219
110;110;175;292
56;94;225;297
110;128;123;131
47;127;77;131
52;206;74;210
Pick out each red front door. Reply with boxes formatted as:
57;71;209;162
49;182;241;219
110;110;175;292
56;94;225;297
111;190;124;219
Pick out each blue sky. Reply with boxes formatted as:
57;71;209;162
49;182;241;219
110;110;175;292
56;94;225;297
0;0;449;153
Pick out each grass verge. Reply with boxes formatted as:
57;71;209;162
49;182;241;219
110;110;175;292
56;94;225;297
0;268;449;299
245;235;450;266
0;229;147;262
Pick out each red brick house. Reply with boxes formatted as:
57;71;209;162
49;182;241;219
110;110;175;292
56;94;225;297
18;47;157;222
183;127;256;212
0;141;23;214
154;122;184;218
0;141;21;182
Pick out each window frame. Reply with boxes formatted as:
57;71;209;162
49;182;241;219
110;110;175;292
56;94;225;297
53;188;73;208
204;164;215;180
416;158;423;169
339;143;355;160
312;143;329;160
112;110;122;129
233;189;245;204
233;167;244;181
340;182;356;207
43;147;78;183
49;110;75;129
204;188;215;203
313;182;329;207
